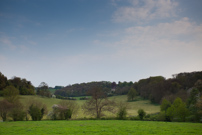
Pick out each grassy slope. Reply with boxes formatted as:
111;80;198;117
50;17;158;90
0;95;160;119
1;120;202;135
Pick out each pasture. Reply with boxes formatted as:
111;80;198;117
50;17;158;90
0;95;160;119
0;120;202;135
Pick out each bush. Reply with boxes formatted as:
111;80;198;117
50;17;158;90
149;114;159;121
10;108;26;121
157;111;166;121
130;116;140;120
138;109;146;120
48;104;72;120
117;107;127;120
27;100;47;121
9;102;26;121
29;104;43;121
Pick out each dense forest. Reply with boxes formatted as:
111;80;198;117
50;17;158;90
55;71;202;104
0;71;202;104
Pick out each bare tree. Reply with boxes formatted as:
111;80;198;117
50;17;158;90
0;100;13;121
82;87;115;118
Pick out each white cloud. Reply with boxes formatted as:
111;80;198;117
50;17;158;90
95;17;202;75
112;0;178;23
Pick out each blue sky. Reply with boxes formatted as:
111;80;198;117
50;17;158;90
0;0;202;87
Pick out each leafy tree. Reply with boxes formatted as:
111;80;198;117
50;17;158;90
160;99;171;121
3;86;19;103
166;97;188;122
82;87;115;118
0;72;8;96
160;99;171;112
27;100;47;121
0;100;12;121
138;109;146;120
117;101;128;120
187;88;200;107
127;88;137;101
9;101;26;121
9;77;35;95
37;82;51;97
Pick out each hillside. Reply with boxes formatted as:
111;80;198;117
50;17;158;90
0;95;160;120
54;71;202;104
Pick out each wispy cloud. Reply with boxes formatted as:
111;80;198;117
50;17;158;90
95;17;202;66
112;0;178;23
0;37;16;50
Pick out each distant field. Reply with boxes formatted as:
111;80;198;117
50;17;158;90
0;95;160;119
1;120;202;135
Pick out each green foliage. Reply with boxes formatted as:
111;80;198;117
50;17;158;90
117;101;128;120
9;103;26;121
166;97;189;122
28;100;47;121
37;82;51;98
138;109;146;120
127;88;137;101
3;86;19;103
157;111;166;121
28;104;42;121
160;98;171;112
187;88;199;107
9;77;35;95
0;72;8;93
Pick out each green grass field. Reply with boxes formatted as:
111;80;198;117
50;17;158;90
0;120;201;135
0;95;160;120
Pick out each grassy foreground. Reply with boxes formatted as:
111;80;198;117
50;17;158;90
0;120;202;135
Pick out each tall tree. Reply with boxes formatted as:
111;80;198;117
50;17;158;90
127;88;137;101
37;82;51;97
82;87;115;118
0;72;8;96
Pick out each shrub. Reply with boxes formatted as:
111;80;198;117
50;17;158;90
117;101;128;120
27;100;47;121
9;101;26;121
138;109;146;120
29;104;42;121
130;116;140;120
49;104;72;120
117;107;127;120
157;111;166;121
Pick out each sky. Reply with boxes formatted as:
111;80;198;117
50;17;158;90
0;0;202;87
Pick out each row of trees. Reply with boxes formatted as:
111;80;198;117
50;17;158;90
54;71;202;104
1;85;202;122
0;72;35;96
0;86;47;121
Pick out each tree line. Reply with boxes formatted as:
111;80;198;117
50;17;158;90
54;71;202;104
0;72;35;96
0;71;202;122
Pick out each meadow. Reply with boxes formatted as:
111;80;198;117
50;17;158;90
12;95;160;119
0;95;160;119
1;120;202;135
